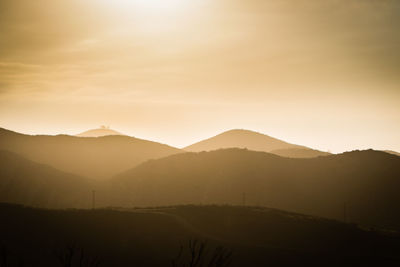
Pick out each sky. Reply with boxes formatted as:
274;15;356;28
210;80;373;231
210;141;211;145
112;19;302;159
0;0;399;153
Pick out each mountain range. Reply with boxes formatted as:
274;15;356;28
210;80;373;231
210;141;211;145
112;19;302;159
0;128;331;179
1;126;400;230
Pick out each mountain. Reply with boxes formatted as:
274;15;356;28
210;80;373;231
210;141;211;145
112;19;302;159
384;150;400;157
1;204;399;267
111;149;400;230
184;129;329;158
0;127;182;179
0;150;93;208
77;126;123;137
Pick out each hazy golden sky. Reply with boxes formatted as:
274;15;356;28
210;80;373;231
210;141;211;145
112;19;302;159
0;0;399;152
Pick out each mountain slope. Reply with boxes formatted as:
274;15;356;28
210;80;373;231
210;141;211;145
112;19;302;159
184;129;329;158
270;148;331;158
384;150;400;157
0;127;182;179
111;149;400;230
0;150;93;208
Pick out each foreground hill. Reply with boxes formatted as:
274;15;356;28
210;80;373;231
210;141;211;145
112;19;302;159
184;129;329;158
0;204;399;266
0;150;93;208
0;127;182;179
111;149;400;230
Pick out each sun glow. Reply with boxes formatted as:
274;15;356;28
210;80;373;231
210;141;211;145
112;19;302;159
99;0;203;34
133;0;187;10
108;0;190;13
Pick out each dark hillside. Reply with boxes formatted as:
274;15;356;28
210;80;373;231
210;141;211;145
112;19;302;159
0;204;399;266
112;149;400;230
0;150;94;208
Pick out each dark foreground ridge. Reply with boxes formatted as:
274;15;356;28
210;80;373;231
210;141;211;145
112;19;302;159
1;203;399;267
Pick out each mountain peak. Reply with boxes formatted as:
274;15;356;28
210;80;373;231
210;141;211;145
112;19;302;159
184;129;310;153
76;126;123;137
218;129;273;137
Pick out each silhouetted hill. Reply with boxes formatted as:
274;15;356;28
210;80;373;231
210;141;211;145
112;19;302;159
112;149;400;230
1;204;399;266
0;150;93;208
384;150;400;157
270;148;331;158
76;127;123;137
184;129;328;158
0;127;182;179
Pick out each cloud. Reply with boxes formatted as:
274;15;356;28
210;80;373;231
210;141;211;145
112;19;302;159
0;0;399;101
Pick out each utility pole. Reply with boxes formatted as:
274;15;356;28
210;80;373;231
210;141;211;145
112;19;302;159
92;190;96;210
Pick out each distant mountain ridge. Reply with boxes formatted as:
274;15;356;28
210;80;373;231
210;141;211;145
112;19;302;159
184;129;329;158
0;127;182;179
